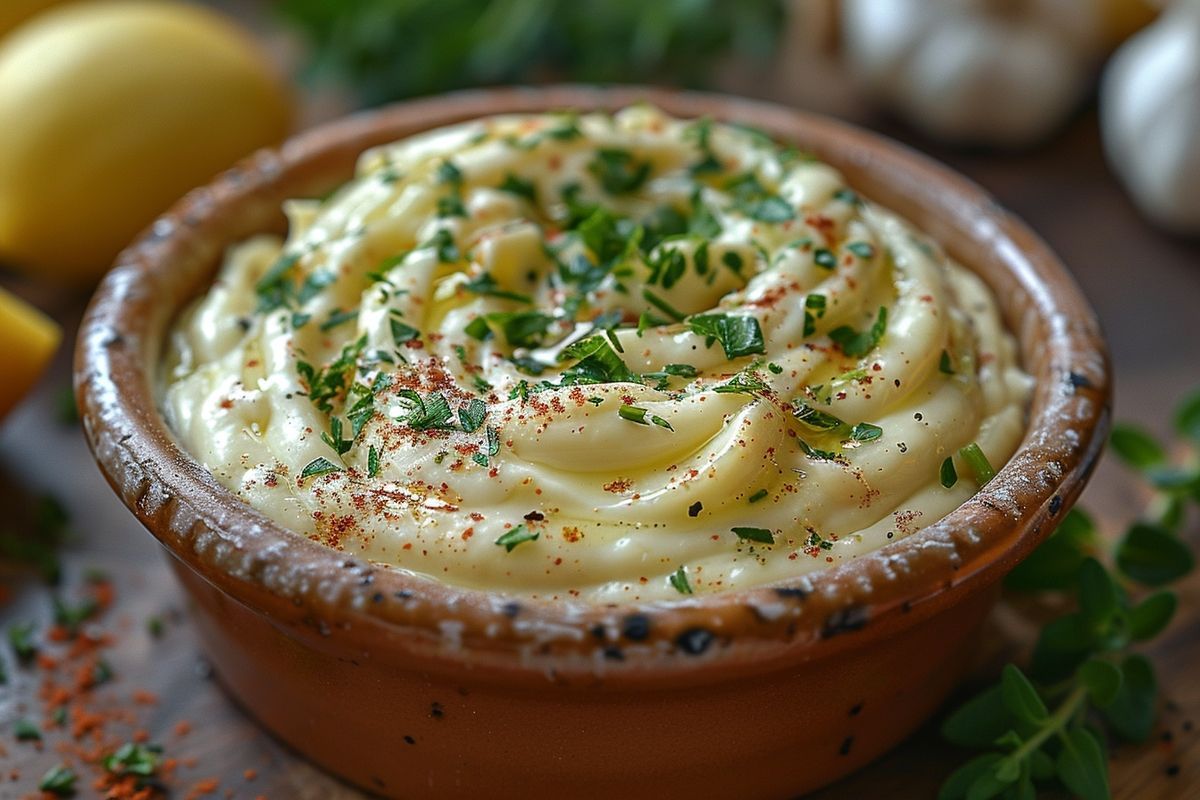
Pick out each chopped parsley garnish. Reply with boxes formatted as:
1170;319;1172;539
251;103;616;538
803;294;826;338
498;173;537;203
748;489;768;503
664;363;698;378
939;349;955;375
713;371;767;395
732;526;775;545
806;530;834;551
725;172;795;223
684;117;721;175
422;228;459;263
466;311;555;348
721;250;745;274
458;398;487;433
847;242;875;259
647;247;687;289
297;335;367;413
495;524;539;552
829;306;888;357
798;439;840;461
436;195;467;218
38;765;77;796
578;206;638;265
368;445;381;478
471;426;501;467
14;718;41;741
254;252;300;313
618;404;674;431
436;159;463;186
849;422;883;442
102;742;162;778
669;566;694;594
8;622;36;661
319;308;358;332
463;272;532;304
321;416;352;455
814;248;837;270
960;442;997;485
642;288;686;322
687;313;766;359
300;457;341;480
396;390;456;430
833;188;860;206
557;335;638;385
940;456;958;489
793;402;845;431
588;147;651;194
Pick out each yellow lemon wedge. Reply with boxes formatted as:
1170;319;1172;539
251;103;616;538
0;287;61;420
0;1;293;286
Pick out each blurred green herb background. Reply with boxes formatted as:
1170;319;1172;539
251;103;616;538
277;0;786;106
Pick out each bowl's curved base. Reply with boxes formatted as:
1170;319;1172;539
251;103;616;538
168;552;995;799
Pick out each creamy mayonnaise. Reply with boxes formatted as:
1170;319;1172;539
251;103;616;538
163;106;1031;603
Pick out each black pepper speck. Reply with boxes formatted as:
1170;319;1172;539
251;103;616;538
688;501;703;517
430;702;445;720
404;735;416;745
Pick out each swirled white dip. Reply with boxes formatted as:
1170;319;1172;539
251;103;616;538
163;106;1031;603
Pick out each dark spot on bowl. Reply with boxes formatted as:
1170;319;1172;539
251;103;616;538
676;627;715;655
1166;764;1180;777
774;587;808;600
371;592;384;603
501;601;521;618
342;559;358;569
622;613;651;641
430;702;445;720
603;646;625;661
371;775;386;788
688;501;703;517
404;735;416;745
1048;495;1063;516
822;606;868;638
590;624;606;640
395;590;414;601
103;334;125;348
849;703;863;716
839;736;854;756
1066;371;1092;391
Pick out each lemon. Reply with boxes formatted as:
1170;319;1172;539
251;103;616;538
0;0;67;40
0;287;60;420
0;1;293;285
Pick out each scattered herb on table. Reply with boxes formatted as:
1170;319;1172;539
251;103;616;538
939;387;1200;800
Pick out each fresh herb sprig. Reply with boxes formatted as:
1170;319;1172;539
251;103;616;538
939;387;1200;800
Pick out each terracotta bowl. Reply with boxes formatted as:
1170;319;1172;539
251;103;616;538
76;86;1110;799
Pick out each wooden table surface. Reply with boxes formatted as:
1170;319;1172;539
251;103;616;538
0;106;1198;799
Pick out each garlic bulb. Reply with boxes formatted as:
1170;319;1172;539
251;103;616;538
1102;1;1200;232
841;0;1108;147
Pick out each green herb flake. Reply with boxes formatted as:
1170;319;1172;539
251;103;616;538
38;764;77;796
495;524;539;552
748;489;768;504
618;404;674;431
300;457;342;481
813;248;837;269
669;566;693;594
14;718;41;741
687;313;766;360
846;242;875;259
8;622;36;661
732;526;775;545
959;442;996;485
459;398;487;433
849;422;883;442
587;147;651;195
498;173;537;203
103;741;162;778
367;445;381;479
940;457;958;489
436;159;463;186
803;294;826;338
939;349;955;375
828;306;888;358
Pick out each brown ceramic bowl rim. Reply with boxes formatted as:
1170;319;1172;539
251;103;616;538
76;85;1110;681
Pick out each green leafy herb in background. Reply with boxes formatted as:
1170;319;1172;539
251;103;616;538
941;388;1200;800
277;0;786;106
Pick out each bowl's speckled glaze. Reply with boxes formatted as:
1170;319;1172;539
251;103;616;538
76;86;1110;799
